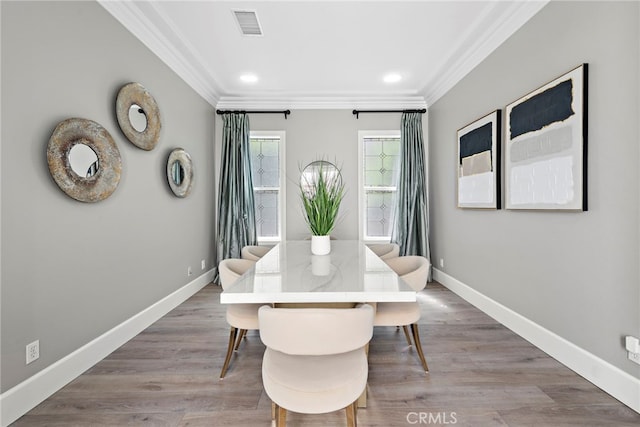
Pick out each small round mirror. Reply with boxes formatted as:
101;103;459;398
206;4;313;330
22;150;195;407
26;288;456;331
68;142;99;178
171;160;184;185
128;104;147;132
167;148;194;198
116;82;161;150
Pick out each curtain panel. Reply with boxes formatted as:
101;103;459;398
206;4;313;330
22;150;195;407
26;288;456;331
391;112;432;281
216;113;257;280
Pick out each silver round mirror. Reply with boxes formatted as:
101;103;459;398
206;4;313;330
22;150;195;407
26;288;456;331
128;104;148;132
68;143;99;178
116;82;161;151
47;118;122;203
167;148;194;198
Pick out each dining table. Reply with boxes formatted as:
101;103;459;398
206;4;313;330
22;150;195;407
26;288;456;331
219;239;416;305
219;240;416;409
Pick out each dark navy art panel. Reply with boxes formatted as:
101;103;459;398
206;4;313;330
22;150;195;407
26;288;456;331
509;79;574;139
459;122;492;164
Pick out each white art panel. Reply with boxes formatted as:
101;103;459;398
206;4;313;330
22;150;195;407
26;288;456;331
459;172;494;204
509;156;575;205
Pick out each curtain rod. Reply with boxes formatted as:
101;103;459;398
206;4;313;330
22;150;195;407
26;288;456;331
352;109;426;119
216;109;291;119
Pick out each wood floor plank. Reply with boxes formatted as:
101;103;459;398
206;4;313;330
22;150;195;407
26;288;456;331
12;282;640;426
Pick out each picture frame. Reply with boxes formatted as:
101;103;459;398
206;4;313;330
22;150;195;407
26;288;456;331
457;110;501;209
505;64;588;211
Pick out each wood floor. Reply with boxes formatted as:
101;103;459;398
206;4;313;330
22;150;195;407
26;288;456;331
13;282;640;426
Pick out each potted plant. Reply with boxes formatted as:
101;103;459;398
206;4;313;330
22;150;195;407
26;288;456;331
300;160;345;255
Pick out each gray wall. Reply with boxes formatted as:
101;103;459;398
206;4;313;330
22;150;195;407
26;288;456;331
1;1;216;391
214;110;422;241
429;1;639;376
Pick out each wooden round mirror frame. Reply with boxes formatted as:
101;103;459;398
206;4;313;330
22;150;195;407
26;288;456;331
116;82;161;151
47;118;122;203
167;148;194;198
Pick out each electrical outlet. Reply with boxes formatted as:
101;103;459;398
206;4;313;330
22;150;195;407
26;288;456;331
187;266;193;276
201;259;206;270
26;340;39;364
629;352;640;365
439;258;444;268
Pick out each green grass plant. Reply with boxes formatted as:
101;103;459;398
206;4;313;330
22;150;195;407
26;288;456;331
300;162;345;236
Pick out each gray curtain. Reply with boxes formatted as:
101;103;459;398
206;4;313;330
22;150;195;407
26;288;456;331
216;113;257;280
391;112;432;281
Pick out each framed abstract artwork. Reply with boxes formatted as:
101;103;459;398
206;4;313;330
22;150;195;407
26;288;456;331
457;110;501;209
505;64;588;211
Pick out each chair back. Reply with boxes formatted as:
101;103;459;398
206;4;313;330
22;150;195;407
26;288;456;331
368;243;400;260
385;256;430;292
259;304;374;356
241;245;272;261
218;258;255;290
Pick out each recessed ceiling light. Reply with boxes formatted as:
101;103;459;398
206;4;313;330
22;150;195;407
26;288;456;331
383;73;402;83
240;74;258;83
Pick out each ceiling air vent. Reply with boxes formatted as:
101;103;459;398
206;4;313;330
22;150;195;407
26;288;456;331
233;10;263;36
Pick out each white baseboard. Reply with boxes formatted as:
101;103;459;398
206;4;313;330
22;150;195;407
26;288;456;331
432;268;640;414
0;270;215;427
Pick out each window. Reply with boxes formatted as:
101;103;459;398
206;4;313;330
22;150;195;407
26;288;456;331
249;131;286;243
358;131;401;242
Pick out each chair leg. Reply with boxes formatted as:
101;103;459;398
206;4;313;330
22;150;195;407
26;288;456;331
233;329;247;351
410;323;429;372
275;404;287;426
219;326;238;379
402;325;413;346
346;400;358;427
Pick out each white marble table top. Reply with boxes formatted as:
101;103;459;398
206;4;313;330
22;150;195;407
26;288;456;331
220;240;416;304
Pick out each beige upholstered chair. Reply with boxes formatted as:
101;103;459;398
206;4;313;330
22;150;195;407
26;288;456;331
218;258;259;379
259;304;374;426
240;245;273;261
367;243;400;260
374;255;430;372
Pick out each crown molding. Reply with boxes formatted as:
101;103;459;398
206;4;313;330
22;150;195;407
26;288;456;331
98;0;221;107
99;1;427;111
100;0;545;112
423;0;549;106
216;95;427;110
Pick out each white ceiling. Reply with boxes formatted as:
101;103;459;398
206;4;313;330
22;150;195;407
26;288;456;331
100;0;548;109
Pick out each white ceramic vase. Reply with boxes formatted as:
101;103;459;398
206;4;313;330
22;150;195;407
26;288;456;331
311;235;331;255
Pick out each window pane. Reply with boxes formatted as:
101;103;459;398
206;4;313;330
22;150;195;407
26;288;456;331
365;190;395;238
255;190;279;238
364;137;400;187
250;134;282;241
250;138;280;188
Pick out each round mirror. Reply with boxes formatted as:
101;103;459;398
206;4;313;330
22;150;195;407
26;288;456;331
171;160;184;185
68;142;99;178
128;104;147;132
300;160;342;198
116;82;161;151
167;148;194;198
47;118;122;203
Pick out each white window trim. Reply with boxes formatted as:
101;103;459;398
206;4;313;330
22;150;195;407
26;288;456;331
250;131;286;244
358;130;401;243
